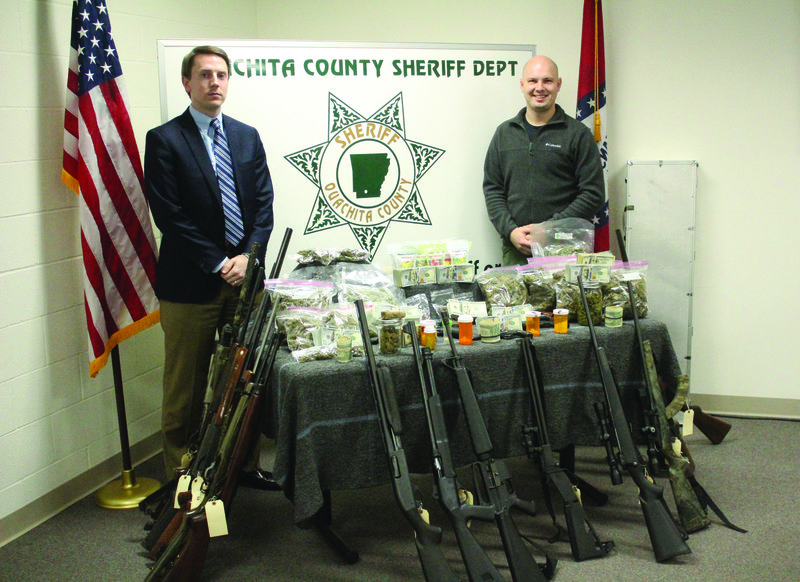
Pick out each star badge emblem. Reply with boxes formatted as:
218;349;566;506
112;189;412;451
285;92;445;259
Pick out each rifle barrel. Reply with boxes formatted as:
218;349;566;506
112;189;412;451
577;274;691;562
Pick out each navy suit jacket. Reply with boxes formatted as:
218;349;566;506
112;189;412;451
145;108;274;303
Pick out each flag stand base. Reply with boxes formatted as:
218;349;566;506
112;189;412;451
95;469;161;510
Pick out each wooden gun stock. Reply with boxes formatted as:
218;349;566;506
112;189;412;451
160;513;210;582
689;405;731;445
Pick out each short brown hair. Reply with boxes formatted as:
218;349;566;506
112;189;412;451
181;45;231;79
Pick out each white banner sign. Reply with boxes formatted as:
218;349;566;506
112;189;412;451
157;40;535;274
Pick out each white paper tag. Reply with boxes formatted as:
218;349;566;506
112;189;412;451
573;485;583;507
682;409;695;436
671;437;682;456
206;500;228;537
174;474;191;509
190;476;205;510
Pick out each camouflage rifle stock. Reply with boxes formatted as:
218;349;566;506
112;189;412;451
641;341;710;533
644;343;747;534
617;229;710;533
614;228;732;446
577;274;692;562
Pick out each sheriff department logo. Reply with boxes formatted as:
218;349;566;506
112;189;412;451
285;93;445;259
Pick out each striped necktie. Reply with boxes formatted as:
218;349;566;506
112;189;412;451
210;117;245;246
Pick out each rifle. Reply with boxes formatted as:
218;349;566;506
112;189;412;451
518;336;613;561
615;230;710;533
143;228;294;571
354;299;460;582
640;342;710;533
142;250;263;557
576;273;692;562
644;344;747;534
145;297;285;581
439;315;557;579
614;229;731;445
615;231;745;533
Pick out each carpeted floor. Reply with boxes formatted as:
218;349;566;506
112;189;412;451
0;415;795;582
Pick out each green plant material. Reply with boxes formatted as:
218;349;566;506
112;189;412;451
522;270;556;311
477;271;527;307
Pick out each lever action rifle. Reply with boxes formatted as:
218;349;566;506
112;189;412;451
145;295;284;582
142;228;294;574
518;336;613;562
576;273;692;562
439;315;557;580
354;300;460;582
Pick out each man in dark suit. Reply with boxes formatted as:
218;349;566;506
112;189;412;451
145;46;274;476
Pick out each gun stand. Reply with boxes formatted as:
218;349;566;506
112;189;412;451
95;346;161;509
313;491;360;564
557;443;608;506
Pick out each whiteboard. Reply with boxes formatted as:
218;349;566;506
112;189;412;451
624;160;698;376
156;40;535;273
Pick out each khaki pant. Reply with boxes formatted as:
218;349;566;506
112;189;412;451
159;283;240;476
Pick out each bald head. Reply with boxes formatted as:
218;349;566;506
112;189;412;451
521;55;559;80
519;55;562;124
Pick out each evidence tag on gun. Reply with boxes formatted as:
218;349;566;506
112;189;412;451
206;498;229;537
174;474;192;509
190;476;205;510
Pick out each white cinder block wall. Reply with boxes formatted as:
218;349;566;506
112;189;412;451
0;0;258;531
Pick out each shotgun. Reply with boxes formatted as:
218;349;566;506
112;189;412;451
354;300;460;582
439;315;556;579
407;323;506;582
518;336;613;561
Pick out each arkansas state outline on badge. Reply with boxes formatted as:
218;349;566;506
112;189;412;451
285;92;445;259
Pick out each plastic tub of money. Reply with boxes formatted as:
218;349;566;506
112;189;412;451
477;316;501;343
336;335;353;362
605;305;623;328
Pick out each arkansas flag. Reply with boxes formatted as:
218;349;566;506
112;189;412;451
62;0;160;377
576;0;610;252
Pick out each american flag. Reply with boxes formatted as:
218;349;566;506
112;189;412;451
576;0;610;252
62;0;159;377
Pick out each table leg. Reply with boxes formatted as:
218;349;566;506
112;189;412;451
313;490;360;564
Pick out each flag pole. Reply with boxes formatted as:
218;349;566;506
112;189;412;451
95;346;161;509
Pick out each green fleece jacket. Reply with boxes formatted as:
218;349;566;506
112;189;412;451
483;104;605;240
